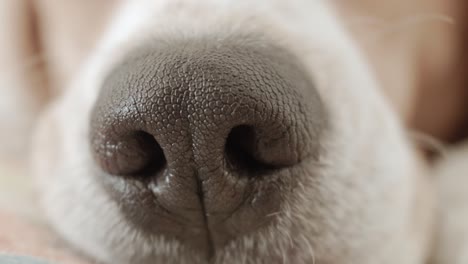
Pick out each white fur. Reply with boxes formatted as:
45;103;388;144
432;142;468;264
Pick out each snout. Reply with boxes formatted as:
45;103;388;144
90;36;326;258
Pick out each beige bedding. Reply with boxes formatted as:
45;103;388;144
0;160;88;263
0;160;33;215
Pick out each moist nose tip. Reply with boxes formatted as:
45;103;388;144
89;36;326;252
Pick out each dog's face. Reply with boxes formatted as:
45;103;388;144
31;1;435;263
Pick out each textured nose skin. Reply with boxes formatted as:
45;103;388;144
90;37;326;258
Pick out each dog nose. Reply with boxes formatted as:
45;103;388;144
90;38;326;256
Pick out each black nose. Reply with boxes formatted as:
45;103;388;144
90;37;326;258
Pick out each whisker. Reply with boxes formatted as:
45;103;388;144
299;235;316;264
346;13;454;29
379;14;454;36
345;13;456;45
266;211;282;218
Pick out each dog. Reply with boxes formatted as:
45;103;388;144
1;0;467;263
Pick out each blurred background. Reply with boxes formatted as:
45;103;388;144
338;0;467;143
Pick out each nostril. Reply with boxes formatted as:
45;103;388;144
225;125;279;175
93;130;166;177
